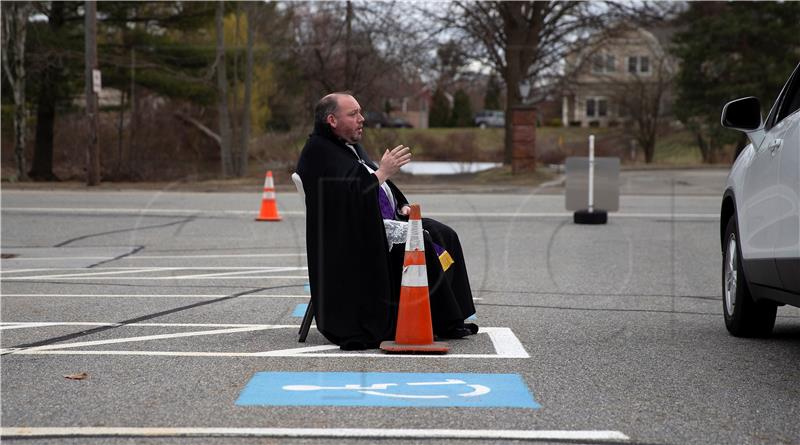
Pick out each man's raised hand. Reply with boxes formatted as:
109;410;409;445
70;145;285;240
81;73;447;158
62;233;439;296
375;145;411;184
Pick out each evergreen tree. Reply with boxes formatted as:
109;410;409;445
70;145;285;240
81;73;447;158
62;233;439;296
672;1;800;162
484;74;501;110
429;87;451;127
451;88;473;127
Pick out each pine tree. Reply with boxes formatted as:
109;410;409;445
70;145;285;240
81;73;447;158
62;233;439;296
451;89;473;127
484;74;501;110
429;87;451;128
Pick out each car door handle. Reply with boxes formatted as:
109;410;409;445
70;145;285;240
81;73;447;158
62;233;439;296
768;138;783;156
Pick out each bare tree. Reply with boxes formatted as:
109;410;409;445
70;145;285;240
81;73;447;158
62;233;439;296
435;2;609;165
287;1;435;111
237;2;256;177
1;1;34;181
614;49;675;163
572;25;678;163
436;1;678;166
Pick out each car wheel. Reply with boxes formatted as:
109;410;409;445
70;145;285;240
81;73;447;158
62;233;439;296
722;217;777;337
479;123;487;129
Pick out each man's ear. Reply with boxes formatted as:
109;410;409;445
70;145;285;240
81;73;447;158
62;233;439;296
326;114;337;128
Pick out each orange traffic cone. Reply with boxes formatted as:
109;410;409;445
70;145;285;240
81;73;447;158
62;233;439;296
256;171;282;221
380;204;449;354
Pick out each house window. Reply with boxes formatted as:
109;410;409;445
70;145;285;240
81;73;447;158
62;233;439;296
640;56;650;74
628;56;638;74
592;53;616;74
592;55;604;73
628;56;651;75
586;97;608;118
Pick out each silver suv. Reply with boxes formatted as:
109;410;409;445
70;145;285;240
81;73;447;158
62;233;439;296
720;61;800;337
474;110;505;128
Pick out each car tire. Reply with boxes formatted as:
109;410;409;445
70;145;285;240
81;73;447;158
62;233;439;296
479;123;487;129
722;217;777;337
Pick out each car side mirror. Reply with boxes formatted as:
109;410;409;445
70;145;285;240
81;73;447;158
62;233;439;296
721;97;762;131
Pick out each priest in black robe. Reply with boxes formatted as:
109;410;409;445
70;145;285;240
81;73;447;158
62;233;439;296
296;93;477;350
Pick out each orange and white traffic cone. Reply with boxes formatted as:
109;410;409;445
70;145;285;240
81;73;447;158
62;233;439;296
255;170;282;221
380;204;449;354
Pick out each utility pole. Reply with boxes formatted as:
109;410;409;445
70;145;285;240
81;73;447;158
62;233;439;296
84;0;100;185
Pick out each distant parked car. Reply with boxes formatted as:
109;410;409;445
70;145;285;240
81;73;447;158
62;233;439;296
719;61;800;337
474;110;505;128
364;111;389;128
388;117;413;128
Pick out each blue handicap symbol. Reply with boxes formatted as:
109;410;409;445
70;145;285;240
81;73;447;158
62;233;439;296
236;372;539;408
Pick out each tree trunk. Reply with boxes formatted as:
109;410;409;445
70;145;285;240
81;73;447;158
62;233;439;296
1;2;32;181
695;131;712;164
238;2;255;177
30;1;65;181
31;71;58;181
129;46;139;176
84;0;101;186
345;1;352;90
231;2;241;174
115;89;127;178
215;1;234;177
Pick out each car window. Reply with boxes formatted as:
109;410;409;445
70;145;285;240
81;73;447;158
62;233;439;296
772;63;800;126
776;75;800;122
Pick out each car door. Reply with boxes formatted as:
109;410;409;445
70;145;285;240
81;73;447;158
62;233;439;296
739;101;783;288
772;67;800;293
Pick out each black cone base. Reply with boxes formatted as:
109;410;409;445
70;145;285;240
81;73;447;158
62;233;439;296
574;209;608;225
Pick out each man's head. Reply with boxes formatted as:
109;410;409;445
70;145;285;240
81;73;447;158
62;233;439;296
314;93;364;143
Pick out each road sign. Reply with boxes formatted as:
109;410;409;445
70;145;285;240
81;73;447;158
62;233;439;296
565;156;620;212
92;69;102;94
236;372;539;408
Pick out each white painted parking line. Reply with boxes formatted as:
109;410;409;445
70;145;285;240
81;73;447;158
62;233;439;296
167;268;305;280
3;206;715;220
2;266;308;273
0;427;630;441
3;276;308;281
2;267;164;279
0;324;527;358
1;207;302;217
0;294;310;299
0;294;482;301
1;265;309;281
0;322;298;328
1;253;306;261
9;326;281;353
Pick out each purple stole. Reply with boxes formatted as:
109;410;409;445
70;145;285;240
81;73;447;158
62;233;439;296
378;186;453;271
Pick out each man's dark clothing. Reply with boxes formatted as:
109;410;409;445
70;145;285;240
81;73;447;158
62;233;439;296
296;122;475;348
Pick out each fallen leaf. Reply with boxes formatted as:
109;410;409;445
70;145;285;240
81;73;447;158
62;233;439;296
64;372;88;380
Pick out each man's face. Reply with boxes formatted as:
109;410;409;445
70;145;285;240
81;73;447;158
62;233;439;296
327;95;364;143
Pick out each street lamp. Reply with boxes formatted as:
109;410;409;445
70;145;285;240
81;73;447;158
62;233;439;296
518;79;531;104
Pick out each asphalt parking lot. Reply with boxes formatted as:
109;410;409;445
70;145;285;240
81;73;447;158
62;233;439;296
2;169;799;444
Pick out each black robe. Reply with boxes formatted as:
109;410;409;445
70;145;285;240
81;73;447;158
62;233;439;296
296;122;475;347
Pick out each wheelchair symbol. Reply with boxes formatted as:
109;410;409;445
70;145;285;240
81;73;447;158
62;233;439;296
283;378;491;399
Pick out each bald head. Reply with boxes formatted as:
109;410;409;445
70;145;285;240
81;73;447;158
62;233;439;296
314;93;344;127
315;93;364;143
